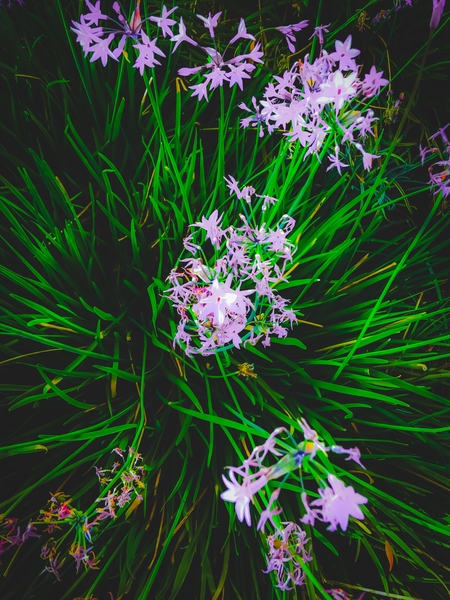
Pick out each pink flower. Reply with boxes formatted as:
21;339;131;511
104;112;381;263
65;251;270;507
257;488;282;532
170;16;198;52
327;145;349;175
229;17;256;45
361;65;389;97
197;11;222;38
83;0;107;26
133;32;166;74
329;35;360;71
221;469;268;526
309;23;331;46
149;5;178;38
311;474;368;532
192;274;254;326
317;70;358;112
193;209;224;248
276;21;309;53
354;143;380;171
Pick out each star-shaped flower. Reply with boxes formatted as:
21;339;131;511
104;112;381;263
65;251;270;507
221;469;268;526
192;274;254;326
329;35;360;71
149;5;178;38
312;474;368;532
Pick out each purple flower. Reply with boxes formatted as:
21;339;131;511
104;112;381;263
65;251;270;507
7;527;23;545
331;445;366;469
94;465;106;478
197;11;221;38
430;0;446;30
192;274;254;326
83;0;107;25
304;474;368;532
69;544;92;573
170;16;197;52
327;145;349;175
111;446;124;459
317;70;358;112
70;1;171;73
221;468;268;526
1;517;18;535
309;23;330;46
41;554;65;580
361;65;389;97
117;487;133;507
149;5;177;38
193;209;224;248
264;522;312;590
354;143;380;171
257;488;282;532
71;16;102;57
238;97;272;137
21;521;40;542
133;32;166;74
354;110;378;138
224;175;243;198
0;0;26;6
88;32;118;67
177;16;262;99
276;20;309;53
430;123;450;146
95;490;117;519
329;35;360;71
228;17;256;45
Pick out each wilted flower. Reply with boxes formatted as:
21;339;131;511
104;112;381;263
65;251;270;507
264;522;312;590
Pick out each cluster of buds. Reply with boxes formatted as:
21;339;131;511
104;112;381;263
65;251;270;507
239;30;386;172
166;178;301;356
221;419;368;590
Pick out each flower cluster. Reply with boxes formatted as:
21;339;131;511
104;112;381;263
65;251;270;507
239;31;386;170
10;446;148;580
71;1;177;71
71;2;264;93
221;419;368;589
264;521;312;591
420;124;450;201
177;13;263;100
166;179;300;356
95;446;146;510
